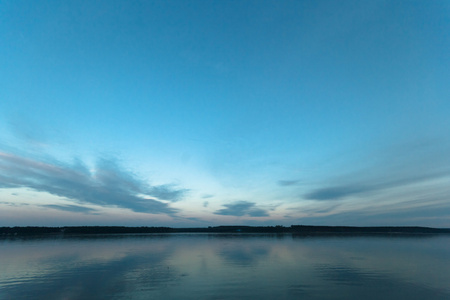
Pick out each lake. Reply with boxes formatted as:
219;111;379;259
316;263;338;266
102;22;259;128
1;233;449;299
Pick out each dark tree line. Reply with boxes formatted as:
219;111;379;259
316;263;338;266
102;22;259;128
1;225;449;236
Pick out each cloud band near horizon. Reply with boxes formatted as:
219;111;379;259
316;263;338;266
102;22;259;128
0;151;186;214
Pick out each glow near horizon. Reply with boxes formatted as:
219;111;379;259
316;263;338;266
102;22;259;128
0;0;449;227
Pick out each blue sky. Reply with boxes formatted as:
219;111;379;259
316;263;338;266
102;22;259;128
1;0;449;227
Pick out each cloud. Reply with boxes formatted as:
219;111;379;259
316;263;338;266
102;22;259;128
306;185;369;200
294;203;450;227
214;201;269;217
0;151;186;214
0;201;29;207
305;140;450;201
148;184;188;202
203;201;209;208
8;117;50;148
41;204;98;214
277;180;300;187
296;204;341;215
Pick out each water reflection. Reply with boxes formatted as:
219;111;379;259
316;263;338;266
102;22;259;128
0;234;449;299
219;240;271;266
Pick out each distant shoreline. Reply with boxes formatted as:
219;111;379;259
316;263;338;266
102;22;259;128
1;225;450;236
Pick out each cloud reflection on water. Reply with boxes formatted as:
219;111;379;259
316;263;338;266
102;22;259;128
0;234;449;299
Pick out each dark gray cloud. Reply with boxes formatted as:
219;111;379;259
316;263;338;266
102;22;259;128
0;151;186;214
41;204;98;214
214;201;269;217
305;140;450;201
277;180;300;187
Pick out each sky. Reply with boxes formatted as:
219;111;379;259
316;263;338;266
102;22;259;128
1;0;449;227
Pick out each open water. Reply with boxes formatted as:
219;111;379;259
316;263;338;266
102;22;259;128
0;233;449;299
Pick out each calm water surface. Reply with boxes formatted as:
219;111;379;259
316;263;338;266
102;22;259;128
0;233;449;299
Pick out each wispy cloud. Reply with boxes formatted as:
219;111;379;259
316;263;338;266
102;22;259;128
277;180;300;187
305;140;450;201
0;201;29;207
8;117;50;148
41;204;98;214
148;184;188;202
306;185;369;201
0;151;186;214
294;202;450;227
214;201;269;217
